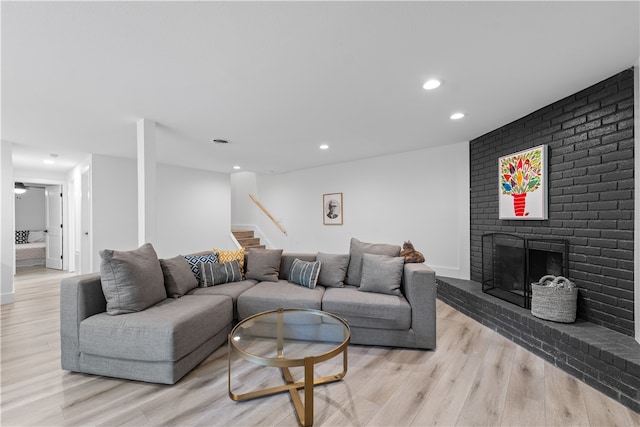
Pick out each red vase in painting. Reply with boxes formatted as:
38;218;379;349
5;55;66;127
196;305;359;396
512;193;528;217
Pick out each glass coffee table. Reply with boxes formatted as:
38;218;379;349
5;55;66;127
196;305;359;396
228;308;350;427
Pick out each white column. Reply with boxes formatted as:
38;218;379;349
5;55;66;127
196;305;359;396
0;141;15;304
137;119;157;247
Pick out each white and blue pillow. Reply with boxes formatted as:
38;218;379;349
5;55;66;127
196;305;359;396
184;253;218;283
289;258;321;289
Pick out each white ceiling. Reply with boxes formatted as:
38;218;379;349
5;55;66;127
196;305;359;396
3;1;639;175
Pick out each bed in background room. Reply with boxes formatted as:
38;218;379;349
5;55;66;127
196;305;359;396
15;230;46;267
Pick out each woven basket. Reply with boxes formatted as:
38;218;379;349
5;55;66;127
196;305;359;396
531;275;577;323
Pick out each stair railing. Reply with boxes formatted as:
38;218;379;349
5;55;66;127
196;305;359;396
249;194;287;236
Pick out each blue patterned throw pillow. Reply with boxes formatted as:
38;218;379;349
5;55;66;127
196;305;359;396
184;253;218;283
289;258;321;289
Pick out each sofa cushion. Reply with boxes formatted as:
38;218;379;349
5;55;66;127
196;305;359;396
184;253;218;283
289;258;321;289
200;260;243;287
237;280;325;319
245;248;283;282
213;247;245;273
99;243;167;315
79;295;233;362
187;279;258;320
322;286;411;330
316;252;350;287
358;253;404;296
345;238;401;286
160;255;198;298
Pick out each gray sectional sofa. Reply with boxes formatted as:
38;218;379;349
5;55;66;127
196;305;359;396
60;239;437;384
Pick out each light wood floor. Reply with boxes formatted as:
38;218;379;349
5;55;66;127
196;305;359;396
2;266;639;426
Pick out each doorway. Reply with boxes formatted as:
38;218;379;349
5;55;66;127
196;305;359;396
14;182;65;275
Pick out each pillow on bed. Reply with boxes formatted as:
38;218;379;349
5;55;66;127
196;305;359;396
15;230;29;244
28;230;45;243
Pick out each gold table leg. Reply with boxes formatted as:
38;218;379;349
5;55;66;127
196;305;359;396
229;345;348;427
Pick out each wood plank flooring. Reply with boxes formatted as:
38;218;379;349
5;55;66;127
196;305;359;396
2;266;639;426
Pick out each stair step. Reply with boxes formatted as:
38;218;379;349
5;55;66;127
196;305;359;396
237;237;260;247
244;244;266;249
232;230;254;239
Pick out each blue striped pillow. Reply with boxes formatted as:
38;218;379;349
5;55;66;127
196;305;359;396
200;260;243;287
289;258;321;289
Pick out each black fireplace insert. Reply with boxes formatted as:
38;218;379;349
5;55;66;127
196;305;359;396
481;233;568;308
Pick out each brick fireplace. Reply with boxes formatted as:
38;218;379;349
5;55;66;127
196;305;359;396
470;68;635;337
438;68;638;412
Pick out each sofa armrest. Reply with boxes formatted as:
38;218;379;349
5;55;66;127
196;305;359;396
60;273;106;371
402;263;437;349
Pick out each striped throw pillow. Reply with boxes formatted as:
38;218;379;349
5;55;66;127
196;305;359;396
200;260;243;287
289;258;321;289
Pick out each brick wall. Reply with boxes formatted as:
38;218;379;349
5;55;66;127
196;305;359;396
469;68;635;337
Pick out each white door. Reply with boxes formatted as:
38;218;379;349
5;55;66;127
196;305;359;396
45;185;63;270
80;171;91;274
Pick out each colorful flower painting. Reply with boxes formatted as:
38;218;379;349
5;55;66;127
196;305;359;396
498;145;548;219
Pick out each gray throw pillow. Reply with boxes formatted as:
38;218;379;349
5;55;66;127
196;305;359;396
245;248;283;282
358;253;404;296
316;252;350;287
99;243;167;315
289;258;321;289
159;255;198;298
200;260;243;287
345;238;401;286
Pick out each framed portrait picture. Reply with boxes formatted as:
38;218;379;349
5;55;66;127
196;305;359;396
323;193;343;225
498;144;548;220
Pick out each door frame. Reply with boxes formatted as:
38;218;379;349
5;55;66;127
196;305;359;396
13;176;69;272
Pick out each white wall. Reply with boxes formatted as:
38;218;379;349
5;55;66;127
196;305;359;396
14;187;46;231
90;154;138;271
249;141;470;279
1;141;15;303
231;171;260;226
155;163;232;257
85;156;234;269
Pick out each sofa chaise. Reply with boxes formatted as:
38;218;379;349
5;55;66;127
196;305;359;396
60;239;436;384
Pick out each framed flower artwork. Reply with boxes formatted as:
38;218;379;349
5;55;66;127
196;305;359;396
498;145;548;220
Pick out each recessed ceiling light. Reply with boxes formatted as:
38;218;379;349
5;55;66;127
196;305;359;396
423;79;441;90
233;165;241;170
319;144;329;150
43;153;58;164
450;112;465;120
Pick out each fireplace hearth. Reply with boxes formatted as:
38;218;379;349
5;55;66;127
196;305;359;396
481;233;568;308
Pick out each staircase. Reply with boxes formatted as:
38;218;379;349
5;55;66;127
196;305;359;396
232;230;265;249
